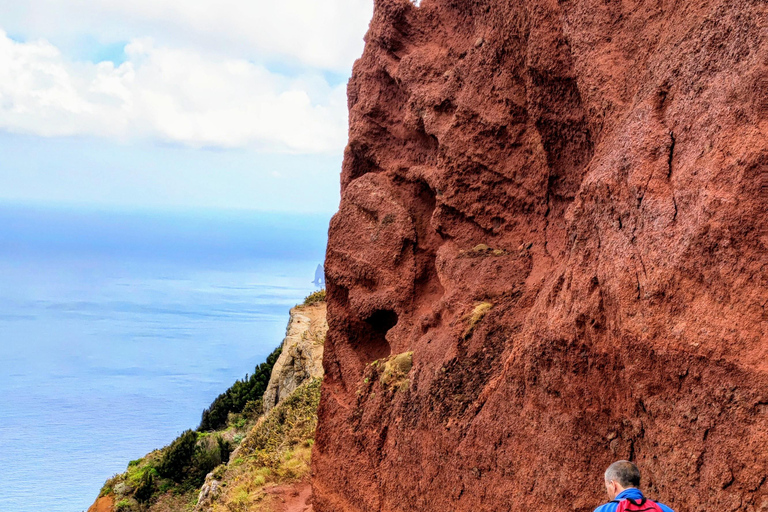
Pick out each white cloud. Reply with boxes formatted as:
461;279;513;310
2;0;373;72
0;31;349;153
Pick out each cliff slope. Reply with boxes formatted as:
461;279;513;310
91;297;326;512
263;301;328;412
314;0;768;511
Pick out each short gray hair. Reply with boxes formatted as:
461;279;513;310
605;460;641;488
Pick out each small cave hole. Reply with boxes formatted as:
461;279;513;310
360;309;398;363
366;309;398;335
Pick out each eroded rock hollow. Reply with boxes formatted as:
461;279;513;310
314;0;768;510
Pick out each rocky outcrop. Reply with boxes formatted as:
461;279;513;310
191;302;326;511
263;302;327;412
193;302;326;512
88;301;327;512
87;496;114;512
314;0;767;511
195;478;222;510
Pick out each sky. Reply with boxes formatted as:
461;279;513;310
0;0;375;213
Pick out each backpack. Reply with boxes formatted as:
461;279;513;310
614;497;664;512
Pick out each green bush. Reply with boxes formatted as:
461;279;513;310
99;474;119;497
302;289;326;306
211;463;228;480
134;469;154;504
199;345;282;431
156;430;233;489
157;430;198;483
114;499;133;512
218;436;232;464
242;398;264;418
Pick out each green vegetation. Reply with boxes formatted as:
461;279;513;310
302;289;326;306
115;499;132;512
95;309;327;512
156;430;231;489
133;468;155;504
464;301;493;338
98;343;279;510
241;378;321;456
207;379;322;511
157;430;198;483
379;351;413;391
100;431;232;510
102;381;321;511
199;345;282;431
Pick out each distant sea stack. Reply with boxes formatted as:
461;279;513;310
315;0;767;511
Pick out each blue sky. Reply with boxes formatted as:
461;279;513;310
0;0;374;213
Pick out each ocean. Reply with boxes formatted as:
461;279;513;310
0;204;330;512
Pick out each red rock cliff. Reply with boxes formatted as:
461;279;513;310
314;0;768;510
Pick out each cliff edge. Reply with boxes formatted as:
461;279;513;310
90;296;326;512
263;302;328;412
314;0;767;511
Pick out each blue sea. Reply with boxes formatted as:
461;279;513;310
0;204;330;512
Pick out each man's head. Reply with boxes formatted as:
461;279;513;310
604;460;641;500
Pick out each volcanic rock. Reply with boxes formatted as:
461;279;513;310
313;0;768;510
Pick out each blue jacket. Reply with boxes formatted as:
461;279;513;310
594;488;674;512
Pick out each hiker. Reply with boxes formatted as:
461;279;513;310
594;460;674;512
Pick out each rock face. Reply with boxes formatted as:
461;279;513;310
195;477;222;511
263;302;327;412
314;0;768;511
87;496;114;512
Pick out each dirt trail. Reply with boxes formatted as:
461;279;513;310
87;496;114;512
266;480;313;512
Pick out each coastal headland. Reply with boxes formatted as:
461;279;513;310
92;0;766;510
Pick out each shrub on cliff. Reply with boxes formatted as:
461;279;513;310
156;430;233;489
157;430;198;483
302;289;326;306
240;378;321;457
203;379;322;510
114;499;133;512
133;469;154;504
199;345;282;431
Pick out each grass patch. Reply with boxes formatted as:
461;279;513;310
464;302;493;338
207;380;322;511
302;289;326;306
240;379;321;456
458;243;507;258
379;352;413;391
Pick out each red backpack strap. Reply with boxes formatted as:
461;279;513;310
646;500;665;512
616;498;664;512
